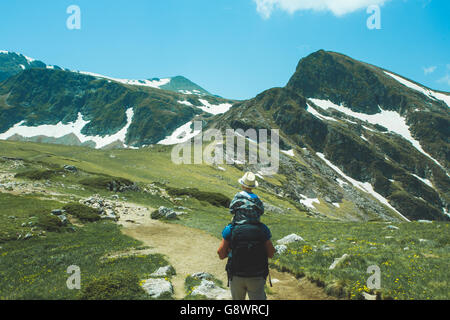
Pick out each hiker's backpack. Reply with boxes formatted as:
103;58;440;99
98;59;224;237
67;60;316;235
230;191;264;225
226;222;269;282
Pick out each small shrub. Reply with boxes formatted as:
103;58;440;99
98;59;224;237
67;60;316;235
62;203;100;222
166;187;230;208
15;169;64;180
79;271;148;300
37;214;63;232
79;175;137;192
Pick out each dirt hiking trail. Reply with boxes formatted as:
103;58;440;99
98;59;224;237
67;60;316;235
121;216;336;300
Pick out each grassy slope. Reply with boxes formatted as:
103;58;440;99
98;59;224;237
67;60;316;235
0;193;170;300
0;140;449;300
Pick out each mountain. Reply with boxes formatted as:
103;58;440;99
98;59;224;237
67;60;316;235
0;68;235;148
76;72;212;97
209;50;449;222
159;75;211;96
1;49;449;222
0;50;216;97
0;51;47;81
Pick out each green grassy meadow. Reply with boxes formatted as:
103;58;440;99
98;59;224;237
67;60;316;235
0;140;448;300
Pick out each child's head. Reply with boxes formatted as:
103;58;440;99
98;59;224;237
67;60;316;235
238;172;258;191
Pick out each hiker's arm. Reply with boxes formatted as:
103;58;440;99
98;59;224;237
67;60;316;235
265;240;276;259
217;239;230;260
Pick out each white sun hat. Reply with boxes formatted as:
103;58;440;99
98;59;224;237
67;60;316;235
238;172;259;189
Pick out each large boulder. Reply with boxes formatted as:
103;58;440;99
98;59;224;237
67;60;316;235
276;234;304;245
141;278;173;298
151;206;181;220
191;279;231;300
151;265;176;277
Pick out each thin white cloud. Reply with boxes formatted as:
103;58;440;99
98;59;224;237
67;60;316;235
437;74;450;86
423;66;436;75
253;0;389;19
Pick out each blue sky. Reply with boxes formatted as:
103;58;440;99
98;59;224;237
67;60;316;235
0;0;449;100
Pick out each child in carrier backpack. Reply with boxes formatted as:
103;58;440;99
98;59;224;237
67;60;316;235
229;171;265;224
217;172;276;300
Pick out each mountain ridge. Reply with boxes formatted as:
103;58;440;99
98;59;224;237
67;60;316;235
0;50;216;97
1;49;449;222
207;50;449;222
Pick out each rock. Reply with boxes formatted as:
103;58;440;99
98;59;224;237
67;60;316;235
151;210;163;220
386;225;399;230
329;254;350;270
151;265;176;277
418;220;432;223
165;212;177;220
24;233;33;240
141;278;173;298
151;206;179;220
57;214;68;226
63;165;78;172
51;209;64;216
191;272;213;280
101;212;118;221
362;292;377;300
264;203;285;214
275;245;287;254
276;234;304;245
190;279;230;300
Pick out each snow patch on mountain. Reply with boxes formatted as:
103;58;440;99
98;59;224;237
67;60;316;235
411;174;433;189
79;71;171;89
0;108;135;149
384;71;450;108
309;98;445;170
316;152;410;222
306;103;337;122
178;100;193;107
197;99;233;115
23;55;35;64
281;149;295;157
157;121;201;145
300;195;320;209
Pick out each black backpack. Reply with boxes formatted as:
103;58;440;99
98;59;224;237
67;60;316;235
225;222;269;285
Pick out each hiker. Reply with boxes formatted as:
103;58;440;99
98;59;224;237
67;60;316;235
217;172;276;300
